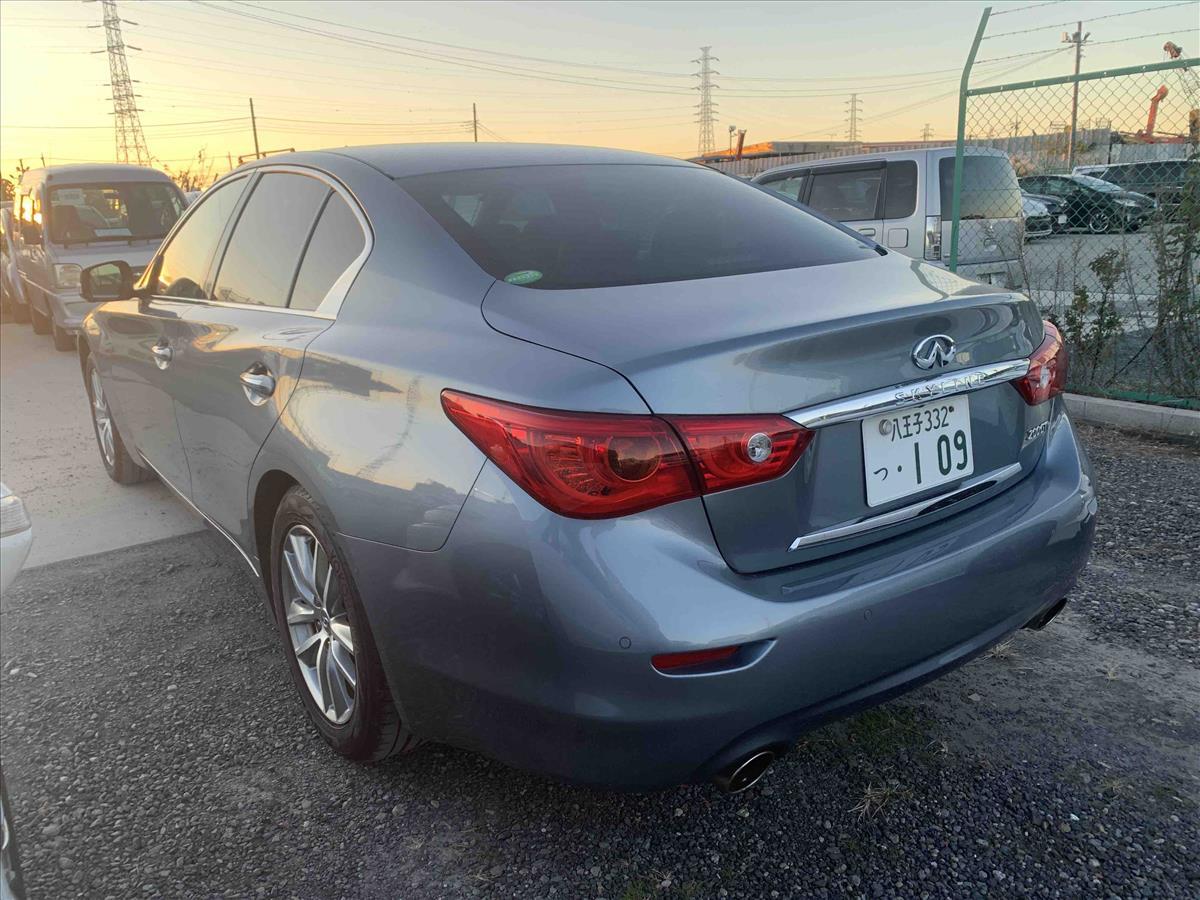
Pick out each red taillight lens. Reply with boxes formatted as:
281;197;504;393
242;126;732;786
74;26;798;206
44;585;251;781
442;391;814;519
441;390;698;519
1014;320;1069;406
665;415;813;493
652;645;741;672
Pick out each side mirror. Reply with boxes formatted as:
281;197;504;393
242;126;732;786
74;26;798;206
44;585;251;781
20;222;42;246
81;260;134;303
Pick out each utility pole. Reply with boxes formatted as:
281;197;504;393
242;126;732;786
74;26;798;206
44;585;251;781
845;93;862;143
98;0;150;165
728;124;736;153
249;98;261;160
1063;22;1089;168
693;46;719;155
1010;115;1022;137
920;123;934;142
227;151;233;172
473;103;478;143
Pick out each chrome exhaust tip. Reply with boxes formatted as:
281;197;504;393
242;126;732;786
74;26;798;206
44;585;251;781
713;749;776;794
1024;597;1067;631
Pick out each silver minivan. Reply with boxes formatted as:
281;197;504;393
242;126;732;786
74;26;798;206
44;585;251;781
14;164;185;350
754;147;1025;289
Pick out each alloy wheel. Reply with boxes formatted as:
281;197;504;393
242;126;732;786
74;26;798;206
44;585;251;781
89;368;116;468
280;524;357;725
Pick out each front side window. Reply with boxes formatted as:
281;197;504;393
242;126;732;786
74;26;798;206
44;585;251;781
155;177;248;299
806;167;883;222
212;173;329;308
289;193;366;312
48;182;183;246
400;164;875;291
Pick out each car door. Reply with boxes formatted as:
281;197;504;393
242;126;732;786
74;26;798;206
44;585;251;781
170;169;367;540
95;175;251;493
803;163;885;240
880;159;919;253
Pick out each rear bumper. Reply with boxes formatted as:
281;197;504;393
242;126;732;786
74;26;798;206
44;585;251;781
342;404;1096;789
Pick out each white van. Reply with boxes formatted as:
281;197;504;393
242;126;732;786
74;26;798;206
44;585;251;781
753;147;1025;289
14;164;185;350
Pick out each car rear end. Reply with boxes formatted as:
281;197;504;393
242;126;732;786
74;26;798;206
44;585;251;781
361;160;1097;789
927;148;1025;289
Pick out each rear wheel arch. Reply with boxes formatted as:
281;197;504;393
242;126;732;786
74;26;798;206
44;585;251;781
253;469;300;586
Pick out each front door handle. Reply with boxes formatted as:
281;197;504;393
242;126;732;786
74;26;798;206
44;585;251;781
151;341;172;369
239;366;276;406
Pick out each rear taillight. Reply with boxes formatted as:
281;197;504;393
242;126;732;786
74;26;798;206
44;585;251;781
924;215;942;260
442;391;812;519
664;415;813;493
1014;320;1069;405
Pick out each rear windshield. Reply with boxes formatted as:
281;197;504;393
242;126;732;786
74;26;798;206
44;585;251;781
398;164;876;290
938;155;1021;219
48;181;184;245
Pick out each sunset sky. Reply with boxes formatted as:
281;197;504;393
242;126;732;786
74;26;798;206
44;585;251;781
2;0;1197;181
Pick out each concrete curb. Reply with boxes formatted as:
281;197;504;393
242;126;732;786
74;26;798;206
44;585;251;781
1065;393;1200;442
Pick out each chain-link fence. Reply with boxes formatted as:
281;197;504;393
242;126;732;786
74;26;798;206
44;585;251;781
950;51;1199;405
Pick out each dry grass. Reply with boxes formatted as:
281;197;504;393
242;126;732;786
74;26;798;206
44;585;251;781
850;781;910;820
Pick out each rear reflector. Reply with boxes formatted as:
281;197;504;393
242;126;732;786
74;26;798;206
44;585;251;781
1014;320;1069;405
442;391;812;519
652;645;741;672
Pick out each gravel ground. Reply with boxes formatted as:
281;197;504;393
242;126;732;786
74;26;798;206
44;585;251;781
2;427;1198;899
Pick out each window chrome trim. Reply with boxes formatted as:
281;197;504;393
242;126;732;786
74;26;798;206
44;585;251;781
787;462;1023;552
138;454;260;577
785;358;1031;430
147;163;372;320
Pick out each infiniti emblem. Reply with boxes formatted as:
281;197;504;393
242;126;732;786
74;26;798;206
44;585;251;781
912;334;956;370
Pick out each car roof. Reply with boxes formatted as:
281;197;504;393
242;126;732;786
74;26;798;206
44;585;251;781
238;143;695;179
21;163;176;185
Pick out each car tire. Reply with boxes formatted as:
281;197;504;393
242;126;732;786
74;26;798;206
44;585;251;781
269;485;417;762
30;303;50;334
51;318;75;352
1087;212;1111;234
84;357;153;484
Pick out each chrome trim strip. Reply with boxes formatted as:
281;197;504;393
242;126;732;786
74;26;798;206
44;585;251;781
786;358;1031;430
139;455;261;577
787;462;1023;552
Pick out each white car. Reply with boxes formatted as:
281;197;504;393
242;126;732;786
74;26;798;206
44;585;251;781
0;484;32;595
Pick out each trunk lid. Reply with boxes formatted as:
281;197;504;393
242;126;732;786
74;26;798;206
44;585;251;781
483;253;1047;572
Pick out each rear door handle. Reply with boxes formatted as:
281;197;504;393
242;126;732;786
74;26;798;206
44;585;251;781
239;366;276;406
151;341;172;369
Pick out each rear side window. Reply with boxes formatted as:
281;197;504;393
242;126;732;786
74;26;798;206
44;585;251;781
883;161;918;219
399;164;875;290
289;193;366;312
938;155;1021;219
759;172;807;201
212;173;328;308
807;167;882;221
155;177;248;299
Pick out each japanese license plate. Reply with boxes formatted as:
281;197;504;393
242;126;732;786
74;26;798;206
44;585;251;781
861;396;974;507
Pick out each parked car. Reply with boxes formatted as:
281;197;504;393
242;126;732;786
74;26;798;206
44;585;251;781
1073;159;1197;209
0;207;28;323
754;147;1026;290
13;164;186;350
1021;190;1068;233
1018;174;1154;234
1021;194;1054;239
76;144;1096;792
0;484;32;594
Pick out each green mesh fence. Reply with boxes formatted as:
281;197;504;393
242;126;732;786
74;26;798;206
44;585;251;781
950;56;1200;404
